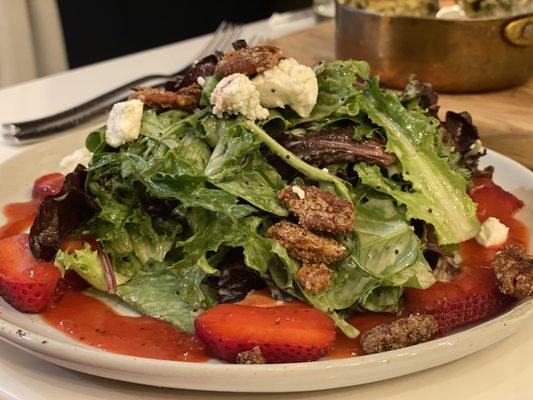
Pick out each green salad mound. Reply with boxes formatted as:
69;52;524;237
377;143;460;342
54;60;480;338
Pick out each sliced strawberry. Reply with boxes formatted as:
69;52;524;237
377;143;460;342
468;178;524;223
403;266;514;334
32;173;65;202
0;234;60;313
194;304;335;363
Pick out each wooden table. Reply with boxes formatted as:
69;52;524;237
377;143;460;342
271;21;533;168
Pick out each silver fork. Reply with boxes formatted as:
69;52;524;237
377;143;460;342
2;21;244;143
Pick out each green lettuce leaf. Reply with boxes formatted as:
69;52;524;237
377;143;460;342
356;78;480;244
176;208;275;276
205;118;287;216
116;261;211;332
301;60;370;124
54;243;129;292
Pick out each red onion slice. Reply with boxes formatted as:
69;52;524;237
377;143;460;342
95;243;117;294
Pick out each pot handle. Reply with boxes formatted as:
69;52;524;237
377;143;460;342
504;16;533;46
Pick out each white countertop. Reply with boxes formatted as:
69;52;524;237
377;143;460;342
0;11;531;400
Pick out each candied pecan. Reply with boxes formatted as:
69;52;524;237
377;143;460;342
215;45;282;77
235;346;266;364
130;83;202;110
361;315;438;355
268;221;347;265
278;185;355;234
296;263;334;294
492;245;533;298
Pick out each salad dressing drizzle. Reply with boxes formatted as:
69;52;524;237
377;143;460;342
41;290;209;362
461;217;528;267
0;201;39;239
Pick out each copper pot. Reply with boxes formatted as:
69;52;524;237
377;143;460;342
335;2;533;92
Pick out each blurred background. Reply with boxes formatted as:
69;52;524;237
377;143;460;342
0;0;313;88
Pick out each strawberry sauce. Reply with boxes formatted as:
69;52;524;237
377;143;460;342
460;217;528;267
0;201;39;239
328;313;399;359
461;178;529;267
41;290;209;362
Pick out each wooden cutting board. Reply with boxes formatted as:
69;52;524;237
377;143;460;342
270;21;533;169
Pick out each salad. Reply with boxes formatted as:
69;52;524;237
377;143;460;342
340;0;533;17
0;41;531;365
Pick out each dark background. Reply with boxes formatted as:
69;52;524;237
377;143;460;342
57;0;312;69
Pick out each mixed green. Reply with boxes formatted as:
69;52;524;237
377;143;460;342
31;59;483;339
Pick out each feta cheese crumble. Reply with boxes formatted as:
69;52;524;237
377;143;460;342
197;76;206;87
252;58;318;118
59;147;93;174
105;99;144;148
291;185;306;200
475;217;509;248
466;139;485;157
210;73;268;121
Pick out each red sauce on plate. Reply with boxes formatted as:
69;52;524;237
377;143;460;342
328;313;399;359
41;290;209;362
461;178;529;267
460;217;528;267
0;201;39;239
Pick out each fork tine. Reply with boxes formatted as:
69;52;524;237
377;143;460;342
218;24;244;53
214;22;235;52
193;21;244;63
199;20;229;58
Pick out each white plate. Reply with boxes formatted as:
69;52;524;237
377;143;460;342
0;132;531;393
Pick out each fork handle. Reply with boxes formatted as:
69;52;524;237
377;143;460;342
4;92;129;142
3;66;188;141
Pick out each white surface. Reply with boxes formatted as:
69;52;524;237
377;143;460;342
0;11;531;400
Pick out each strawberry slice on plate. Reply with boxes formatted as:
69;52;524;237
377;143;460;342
403;266;514;334
0;234;60;313
194;304;335;363
32;173;65;202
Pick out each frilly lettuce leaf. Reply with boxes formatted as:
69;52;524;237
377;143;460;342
357;78;480;244
54;243;129;292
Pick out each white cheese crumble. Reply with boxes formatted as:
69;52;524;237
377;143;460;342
291;185;306;200
475;217;509;248
252;58;318;118
59;147;93;174
466;139;485;157
197;76;206;87
105;99;144;148
210;73;268;121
